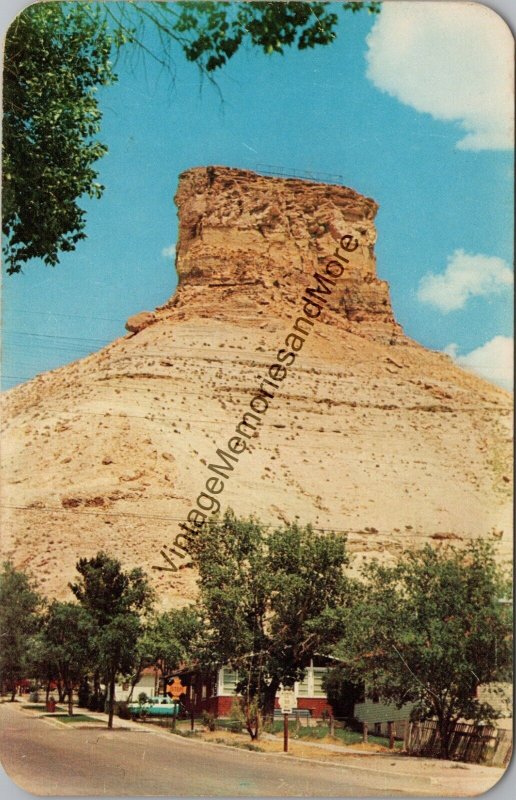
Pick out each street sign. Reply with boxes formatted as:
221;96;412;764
166;676;186;699
278;688;295;714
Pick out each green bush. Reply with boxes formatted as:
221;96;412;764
202;711;216;731
87;692;106;712
228;698;244;733
77;680;90;708
117;701;131;720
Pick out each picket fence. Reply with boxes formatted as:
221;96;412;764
404;720;512;767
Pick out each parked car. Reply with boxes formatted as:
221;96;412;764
127;696;181;719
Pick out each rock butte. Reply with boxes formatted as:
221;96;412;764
1;166;512;607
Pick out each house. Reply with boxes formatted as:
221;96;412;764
353;682;513;738
115;666;160;702
163;659;334;718
353;695;415;738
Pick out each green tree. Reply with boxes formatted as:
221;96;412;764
187;510;351;739
2;2;117;274
2;1;380;274
0;562;43;700
333;541;513;759
69;551;154;728
36;601;96;715
128;607;201;700
143;607;200;675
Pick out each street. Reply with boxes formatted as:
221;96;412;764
0;704;505;797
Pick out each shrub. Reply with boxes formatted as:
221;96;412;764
29;691;40;703
202;711;216;731
87;692;106;712
77;680;90;708
228;698;244;733
117;701;131;720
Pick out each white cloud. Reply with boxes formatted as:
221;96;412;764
444;336;513;391
366;2;514;151
417;250;513;312
161;244;176;258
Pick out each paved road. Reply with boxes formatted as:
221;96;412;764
0;704;413;797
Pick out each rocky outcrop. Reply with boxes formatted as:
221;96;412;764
166;167;402;343
125;311;157;334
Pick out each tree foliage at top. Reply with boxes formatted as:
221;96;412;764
100;1;380;74
333;541;512;759
2;2;117;274
142;607;202;677
186;510;352;738
2;1;380;275
69;550;154;625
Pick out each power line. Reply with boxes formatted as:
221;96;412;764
4;329;113;345
0;503;450;537
5;309;125;323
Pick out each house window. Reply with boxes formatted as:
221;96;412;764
297;670;310;696
222;669;239;694
312;668;328;698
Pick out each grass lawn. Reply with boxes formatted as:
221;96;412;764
23;704;65;712
269;721;403;750
44;713;98;723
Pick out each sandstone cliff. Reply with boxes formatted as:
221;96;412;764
1;167;512;606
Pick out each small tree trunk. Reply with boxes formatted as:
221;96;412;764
93;669;101;703
263;679;280;727
10;685;16;702
107;673;116;729
244;697;260;740
438;716;451;760
45;681;51;703
67;683;73;717
56;679;66;703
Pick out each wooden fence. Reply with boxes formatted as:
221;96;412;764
404;720;513;767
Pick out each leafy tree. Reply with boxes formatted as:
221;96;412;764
333;541;513;759
70;551;154;728
127;607;201;700
0;562;43;700
36;601;96;715
2;2;117;274
187;510;352;739
142;608;201;675
98;1;380;73
2;1;380;274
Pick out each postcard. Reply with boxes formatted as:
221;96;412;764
0;1;513;796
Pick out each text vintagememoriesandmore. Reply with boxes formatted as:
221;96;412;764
153;233;360;573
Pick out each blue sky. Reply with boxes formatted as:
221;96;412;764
2;1;514;390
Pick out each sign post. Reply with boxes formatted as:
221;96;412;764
278;688;295;754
